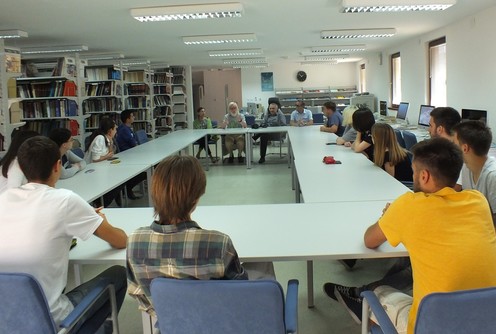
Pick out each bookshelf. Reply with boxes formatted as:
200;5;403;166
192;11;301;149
170;66;188;130
275;86;357;114
12;56;87;146
83;65;123;135
0;43;25;152
151;69;173;136
123;70;154;138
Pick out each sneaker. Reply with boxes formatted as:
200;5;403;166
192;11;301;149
258;157;265;164
323;282;338;301
334;285;363;324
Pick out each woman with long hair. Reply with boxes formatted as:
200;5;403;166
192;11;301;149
349;107;375;160
85;117;117;163
371;123;413;182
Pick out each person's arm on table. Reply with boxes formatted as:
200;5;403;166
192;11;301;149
93;208;127;249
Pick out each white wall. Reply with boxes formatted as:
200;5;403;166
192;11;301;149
240;62;357;109
364;5;496;130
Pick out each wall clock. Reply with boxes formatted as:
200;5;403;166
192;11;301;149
296;70;307;82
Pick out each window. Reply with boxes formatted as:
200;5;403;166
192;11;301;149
391;52;401;106
359;63;366;93
429;37;446;107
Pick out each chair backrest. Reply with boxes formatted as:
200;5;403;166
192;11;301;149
245;115;256;126
402;130;417;150
395;129;406;148
135;129;148;145
0;272;58;333
71;147;84;159
415;287;496;334
150;278;287;334
313;113;324;124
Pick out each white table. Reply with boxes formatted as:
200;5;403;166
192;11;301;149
69;203;407;307
57;162;150;203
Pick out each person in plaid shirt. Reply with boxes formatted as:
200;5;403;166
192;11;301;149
126;155;247;316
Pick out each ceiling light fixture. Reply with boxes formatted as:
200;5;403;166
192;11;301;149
321;28;396;39
183;33;257;45
341;0;456;13
131;2;243;22
301;60;338;65
311;45;366;53
232;63;268;69
223;57;267;64
209;49;263;57
21;45;89;54
304;55;349;61
0;29;28;39
118;59;150;66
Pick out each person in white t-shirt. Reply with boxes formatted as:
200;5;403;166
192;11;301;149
453;120;496;224
0;136;127;333
0;130;38;195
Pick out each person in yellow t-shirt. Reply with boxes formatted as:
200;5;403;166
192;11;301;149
363;138;496;333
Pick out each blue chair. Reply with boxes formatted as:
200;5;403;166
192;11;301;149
361;286;496;334
150;278;299;334
245;115;256;126
402;130;417;150
313;113;324;124
0;272;120;334
135;129;148;145
395;130;406;148
71;147;84;159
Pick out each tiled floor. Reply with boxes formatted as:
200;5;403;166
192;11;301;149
67;143;393;333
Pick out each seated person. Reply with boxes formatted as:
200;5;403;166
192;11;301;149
220;101;247;163
85;117;123;206
453;120;496;224
371;123;413;182
116;109;138;152
0;130;38;194
127;155;248;317
336;106;358;145
320;101;344;136
0;136;127;334
193;106;219;163
290;100;313;126
49;127;86;179
347;107;375;161
115;110;146;199
324;138;496;333
258;102;286;164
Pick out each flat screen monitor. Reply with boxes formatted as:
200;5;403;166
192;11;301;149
418;105;435;127
396;102;409;120
461;109;487;124
379;100;387;116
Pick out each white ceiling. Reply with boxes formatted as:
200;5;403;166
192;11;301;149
1;0;495;69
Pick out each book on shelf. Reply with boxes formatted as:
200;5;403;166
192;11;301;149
52;57;77;77
4;47;21;73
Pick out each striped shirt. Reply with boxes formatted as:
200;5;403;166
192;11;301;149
126;220;247;315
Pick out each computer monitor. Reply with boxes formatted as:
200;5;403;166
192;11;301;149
461;109;487;124
379;100;387;116
418;105;435;127
396;102;409;120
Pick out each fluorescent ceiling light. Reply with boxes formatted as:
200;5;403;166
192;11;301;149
301;60;338;65
0;29;28;39
321;29;395;39
341;0;456;12
223;57;267;64
304;55;349;61
119;59;150;66
183;33;257;45
209;49;263;57
232;63;268;68
21;45;88;54
131;2;243;22
150;63;170;69
310;45;366;53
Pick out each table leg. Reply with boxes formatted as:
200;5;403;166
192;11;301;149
246;132;252;169
204;135;210;171
146;167;153;207
141;311;154;334
307;260;315;308
73;264;82;286
295;172;301;203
